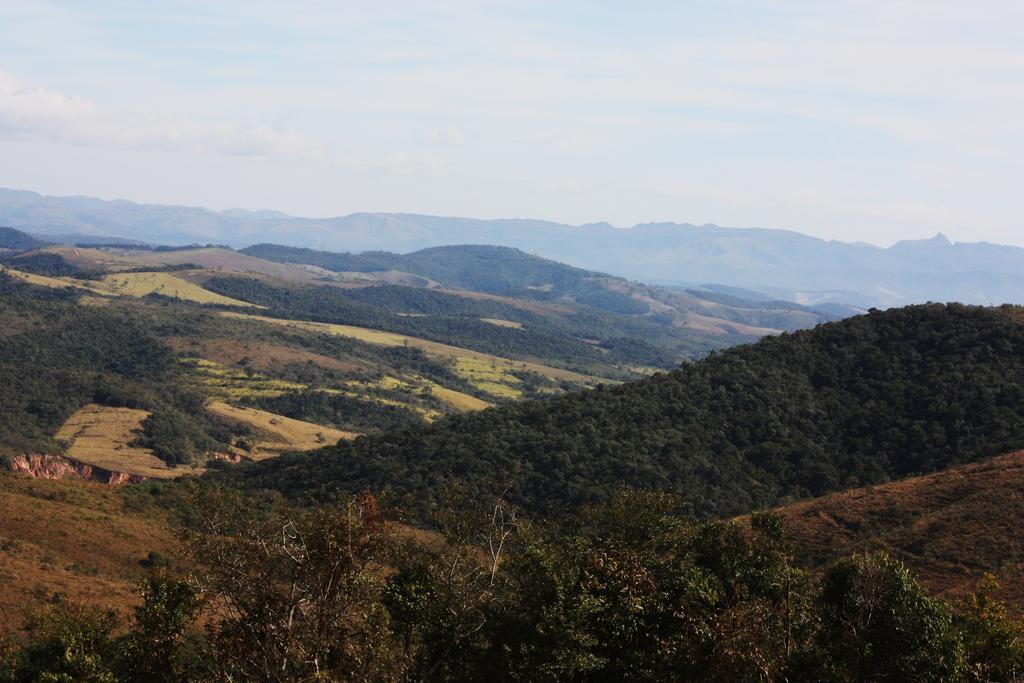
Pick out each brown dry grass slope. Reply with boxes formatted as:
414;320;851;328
165;336;365;375
115;246;335;282
0;475;181;633
766;451;1024;604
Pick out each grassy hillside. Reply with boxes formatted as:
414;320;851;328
0;278;475;469
0;265;612;471
100;272;258;307
0;274;235;466
242;242;837;332
6;242;841;383
764;450;1024;605
243;243;601;296
224;304;1024;518
54;405;196;479
0;474;181;632
0;265;259;308
202;274;682;372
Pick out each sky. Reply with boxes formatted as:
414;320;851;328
0;0;1022;247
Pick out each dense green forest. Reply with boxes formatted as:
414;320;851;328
2;488;1021;682
0;275;231;465
225;304;1024;518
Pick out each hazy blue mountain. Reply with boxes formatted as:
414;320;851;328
0;226;51;251
4;187;1024;307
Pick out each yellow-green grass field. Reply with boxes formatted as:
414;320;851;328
54;404;200;479
1;266;258;308
1;267;111;295
99;272;258;307
218;311;600;388
421;381;492;411
346;375;491;412
183;357;444;421
452;357;523;399
181;357;311;400
206;401;358;460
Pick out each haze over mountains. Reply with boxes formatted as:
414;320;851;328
3;186;1024;308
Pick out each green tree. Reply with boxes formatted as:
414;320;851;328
384;489;521;681
805;553;965;682
957;574;1024;682
1;597;118;683
181;488;402;682
116;574;203;683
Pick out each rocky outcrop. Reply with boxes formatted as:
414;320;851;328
8;454;148;485
211;450;247;464
9;454;80;480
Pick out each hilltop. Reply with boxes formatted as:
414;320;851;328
226;303;1024;518
239;242;839;337
0;226;50;252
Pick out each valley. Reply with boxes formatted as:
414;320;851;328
3;226;1024;680
0;227;849;484
4;6;1020;677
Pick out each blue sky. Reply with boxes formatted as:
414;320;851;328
1;1;1022;246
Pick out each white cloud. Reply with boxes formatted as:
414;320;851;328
428;126;464;146
0;69;321;159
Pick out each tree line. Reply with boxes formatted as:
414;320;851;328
2;487;1021;682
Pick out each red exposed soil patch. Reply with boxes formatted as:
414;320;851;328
9;454;149;485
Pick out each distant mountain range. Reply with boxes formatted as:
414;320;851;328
3;186;1024;307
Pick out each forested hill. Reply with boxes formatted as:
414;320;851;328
238;242;841;341
241;243;598;296
0;226;49;251
226;304;1024;518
